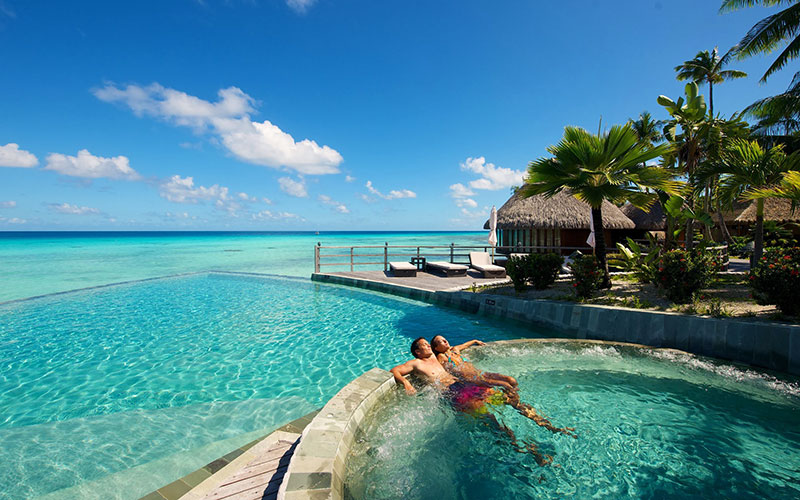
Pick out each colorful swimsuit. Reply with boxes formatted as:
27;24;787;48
445;381;505;415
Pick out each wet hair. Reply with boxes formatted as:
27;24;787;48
430;335;447;353
410;337;427;358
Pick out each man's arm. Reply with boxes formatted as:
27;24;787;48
455;339;486;351
390;360;418;395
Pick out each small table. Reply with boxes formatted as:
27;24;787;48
410;256;426;270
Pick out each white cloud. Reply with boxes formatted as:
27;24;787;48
214;117;342;175
456;198;478;208
0;201;16;208
357;193;375;203
252;210;304;221
0;143;38;168
262;197;273;205
365;180;417;200
318;194;349;214
44;149;141;180
0;217;25;224
459;206;489;219
460;157;524;191
159;174;229;203
286;0;316;13
94;83;342;175
345;175;355;182
449;183;475;198
49;202;101;215
237;192;257;202
165;211;197;220
278;177;308;198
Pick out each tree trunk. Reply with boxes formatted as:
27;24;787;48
754;198;765;265
703;180;712;240
709;80;714;119
716;197;733;244
665;214;674;250
592;207;612;289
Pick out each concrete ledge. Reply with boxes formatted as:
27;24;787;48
277;368;395;500
311;273;800;376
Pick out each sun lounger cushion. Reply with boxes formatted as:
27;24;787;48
389;261;417;277
471;263;507;278
468;252;506;278
426;261;468;277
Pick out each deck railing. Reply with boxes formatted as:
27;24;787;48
312;242;730;273
313;243;608;273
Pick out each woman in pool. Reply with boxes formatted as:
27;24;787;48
431;335;576;439
431;335;518;390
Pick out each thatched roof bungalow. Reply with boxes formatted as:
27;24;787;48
483;190;635;253
620;201;666;231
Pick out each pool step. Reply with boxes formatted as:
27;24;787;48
179;431;299;500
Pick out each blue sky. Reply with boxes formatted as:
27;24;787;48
0;0;794;230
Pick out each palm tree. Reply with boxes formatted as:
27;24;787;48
522;124;679;287
746;72;800;140
674;47;747;117
629;111;664;147
721;0;800;82
717;139;800;262
659;83;709;250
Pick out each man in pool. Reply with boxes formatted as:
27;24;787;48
390;337;576;465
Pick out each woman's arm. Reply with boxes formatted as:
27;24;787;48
454;339;486;350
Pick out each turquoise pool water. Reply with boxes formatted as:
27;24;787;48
345;342;800;499
0;272;541;499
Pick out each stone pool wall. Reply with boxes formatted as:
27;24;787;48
277;367;395;500
311;274;800;376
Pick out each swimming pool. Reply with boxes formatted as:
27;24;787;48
0;272;542;499
345;341;800;499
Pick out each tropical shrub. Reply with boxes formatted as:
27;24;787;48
608;236;660;283
728;235;752;258
506;255;529;292
569;255;603;298
653;249;716;304
528;253;563;289
750;246;800;316
759;221;799;250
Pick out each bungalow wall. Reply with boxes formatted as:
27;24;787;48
497;228;621;255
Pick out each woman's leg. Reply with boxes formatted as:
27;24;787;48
483;371;518;388
502;391;577;438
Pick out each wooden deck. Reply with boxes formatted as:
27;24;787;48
313;269;510;292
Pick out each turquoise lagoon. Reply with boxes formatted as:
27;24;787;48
0;231;489;303
0;232;539;499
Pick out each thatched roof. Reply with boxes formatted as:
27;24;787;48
620;201;666;230
711;199;751;224
735;198;800;223
483;189;635;230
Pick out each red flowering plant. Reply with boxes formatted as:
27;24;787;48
750;246;800;316
652;249;716;304
568;255;603;298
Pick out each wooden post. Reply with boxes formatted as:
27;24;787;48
384;242;388;271
450;243;454;263
350;247;354;272
314;242;320;273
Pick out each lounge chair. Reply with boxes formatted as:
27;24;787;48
426;261;468;277
389;261;417;277
468;252;507;278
